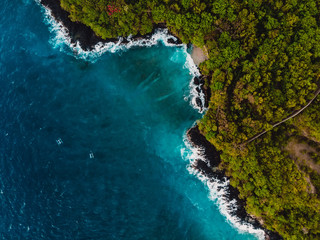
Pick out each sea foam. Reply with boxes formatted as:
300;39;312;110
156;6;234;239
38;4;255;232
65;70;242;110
37;0;206;113
183;48;207;113
38;1;182;60
36;1;260;237
182;135;266;240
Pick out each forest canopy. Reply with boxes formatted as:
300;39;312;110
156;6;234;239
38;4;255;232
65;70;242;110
59;0;320;239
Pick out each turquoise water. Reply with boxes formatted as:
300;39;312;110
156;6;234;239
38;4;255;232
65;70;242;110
0;0;260;239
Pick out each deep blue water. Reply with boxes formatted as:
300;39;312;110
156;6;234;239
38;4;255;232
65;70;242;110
0;0;260;239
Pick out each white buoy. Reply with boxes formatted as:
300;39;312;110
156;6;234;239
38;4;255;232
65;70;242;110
89;152;94;159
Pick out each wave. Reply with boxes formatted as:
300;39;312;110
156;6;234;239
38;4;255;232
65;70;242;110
182;134;266;240
182;47;207;113
38;0;264;238
37;1;181;59
36;0;206;113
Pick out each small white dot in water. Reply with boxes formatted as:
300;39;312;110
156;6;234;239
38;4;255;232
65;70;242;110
56;138;63;145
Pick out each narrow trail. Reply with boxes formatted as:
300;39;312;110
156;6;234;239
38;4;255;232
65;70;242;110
241;87;320;146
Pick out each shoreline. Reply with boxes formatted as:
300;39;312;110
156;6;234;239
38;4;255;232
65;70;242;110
38;1;281;239
191;46;208;67
40;0;182;50
187;126;282;240
40;0;208;111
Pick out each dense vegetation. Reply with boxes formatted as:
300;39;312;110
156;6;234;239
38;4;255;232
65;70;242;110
59;0;320;239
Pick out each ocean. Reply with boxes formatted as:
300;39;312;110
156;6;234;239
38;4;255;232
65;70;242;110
0;0;262;239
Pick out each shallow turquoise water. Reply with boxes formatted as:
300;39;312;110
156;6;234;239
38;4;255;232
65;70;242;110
0;0;259;239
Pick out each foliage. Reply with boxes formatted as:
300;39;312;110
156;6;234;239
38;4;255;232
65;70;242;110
222;128;320;239
293;98;320;143
59;0;320;238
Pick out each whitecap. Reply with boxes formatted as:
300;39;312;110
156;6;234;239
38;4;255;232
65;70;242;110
182;134;266;240
37;1;264;238
36;0;206;113
36;0;183;61
181;45;206;113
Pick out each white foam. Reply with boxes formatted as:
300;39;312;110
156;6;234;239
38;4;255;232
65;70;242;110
36;0;184;60
37;1;264;238
184;48;200;77
182;47;207;113
182;134;266;240
37;0;207;113
37;3;70;50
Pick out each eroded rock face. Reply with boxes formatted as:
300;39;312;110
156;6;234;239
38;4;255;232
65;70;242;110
40;0;182;50
186;125;221;168
41;0;110;49
187;126;283;240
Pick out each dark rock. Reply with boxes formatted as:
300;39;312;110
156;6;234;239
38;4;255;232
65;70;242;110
40;0;114;50
193;77;200;85
202;85;210;109
187;126;221;168
121;38;130;44
167;37;182;45
193;76;205;86
39;0;183;50
193;159;215;178
199;77;205;85
187;126;283;240
195;97;203;109
39;1;282;239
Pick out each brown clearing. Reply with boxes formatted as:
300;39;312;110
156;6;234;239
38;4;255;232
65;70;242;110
191;45;208;66
285;138;320;194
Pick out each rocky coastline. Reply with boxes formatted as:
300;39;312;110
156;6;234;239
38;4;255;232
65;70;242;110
40;0;182;50
39;1;282;239
193;76;210;110
187;126;283;240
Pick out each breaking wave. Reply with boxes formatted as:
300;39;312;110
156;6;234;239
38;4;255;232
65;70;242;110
182;134;266;240
37;0;206;113
183;49;207;113
38;2;181;59
36;1;260;237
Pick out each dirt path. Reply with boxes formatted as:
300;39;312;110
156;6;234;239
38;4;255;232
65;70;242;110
241;87;320;146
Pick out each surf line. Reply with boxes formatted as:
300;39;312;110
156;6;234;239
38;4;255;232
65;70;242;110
36;0;276;236
36;0;206;113
181;125;282;240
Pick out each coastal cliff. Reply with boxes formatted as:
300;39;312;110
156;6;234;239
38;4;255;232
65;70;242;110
41;0;107;48
187;126;282;240
40;0;182;49
39;0;320;239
